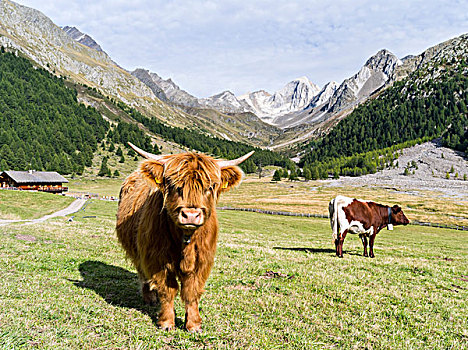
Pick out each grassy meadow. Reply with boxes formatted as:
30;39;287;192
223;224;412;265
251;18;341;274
0;190;467;349
218;176;468;227
0;191;74;221
67;173;468;227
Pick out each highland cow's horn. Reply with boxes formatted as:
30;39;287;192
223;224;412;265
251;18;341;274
216;151;255;168
128;142;166;161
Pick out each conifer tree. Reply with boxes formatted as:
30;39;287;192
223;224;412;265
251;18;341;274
0;159;7;171
310;167;319;180
303;168;312;181
288;168;298;181
272;170;281;182
98;157;110;177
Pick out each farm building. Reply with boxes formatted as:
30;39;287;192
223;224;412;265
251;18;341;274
0;170;68;193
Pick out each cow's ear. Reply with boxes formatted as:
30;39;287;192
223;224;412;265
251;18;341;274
392;205;401;213
220;166;243;192
140;160;164;188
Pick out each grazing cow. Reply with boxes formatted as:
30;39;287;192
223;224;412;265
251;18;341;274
329;195;409;258
116;142;253;332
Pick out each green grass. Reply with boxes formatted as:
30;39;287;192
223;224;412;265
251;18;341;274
67;174;468;226
218;176;468;227
0;191;74;220
0;199;466;349
67;177;124;197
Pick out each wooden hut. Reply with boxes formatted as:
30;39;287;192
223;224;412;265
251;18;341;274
0;170;68;193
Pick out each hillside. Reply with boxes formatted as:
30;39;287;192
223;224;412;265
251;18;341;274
0;1;466;161
0;0;277;148
269;35;468;151
300;47;468;175
0;50;108;173
328;139;468;199
0;49;293;175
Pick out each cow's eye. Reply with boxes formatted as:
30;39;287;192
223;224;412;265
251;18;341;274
170;186;182;196
206;186;216;196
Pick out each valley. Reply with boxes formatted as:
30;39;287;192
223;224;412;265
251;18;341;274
0;0;466;152
0;176;467;349
0;1;467;349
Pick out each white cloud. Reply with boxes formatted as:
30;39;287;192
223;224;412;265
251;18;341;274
15;0;468;97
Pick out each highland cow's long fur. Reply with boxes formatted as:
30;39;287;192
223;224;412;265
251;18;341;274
116;152;244;332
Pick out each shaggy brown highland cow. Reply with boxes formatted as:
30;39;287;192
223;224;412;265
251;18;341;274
116;143;253;332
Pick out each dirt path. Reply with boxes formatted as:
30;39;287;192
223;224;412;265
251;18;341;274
0;198;87;227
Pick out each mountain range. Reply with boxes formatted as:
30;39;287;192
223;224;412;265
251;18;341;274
0;0;278;148
0;0;466;151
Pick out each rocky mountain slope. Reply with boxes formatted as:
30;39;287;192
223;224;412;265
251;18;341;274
132;69;327;124
269;35;467;150
0;0;466;151
131;68;193;105
0;0;277;147
62;26;103;53
396;33;468;80
224;49;403;132
132;68;250;113
329;140;468;201
323;49;402;114
0;0;155;105
238;77;321;124
299;39;467;171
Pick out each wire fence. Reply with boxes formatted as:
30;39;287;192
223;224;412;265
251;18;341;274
217;206;468;232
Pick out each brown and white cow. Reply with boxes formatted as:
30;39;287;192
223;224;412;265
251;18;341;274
329;195;409;258
116;143;253;332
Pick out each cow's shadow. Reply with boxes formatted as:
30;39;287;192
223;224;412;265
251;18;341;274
273;247;364;257
69;260;183;329
273;247;336;254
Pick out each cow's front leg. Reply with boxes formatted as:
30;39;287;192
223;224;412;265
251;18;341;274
360;234;368;257
150;272;178;330
369;234;376;258
184;299;202;332
334;238;340;257
337;229;348;258
180;273;204;332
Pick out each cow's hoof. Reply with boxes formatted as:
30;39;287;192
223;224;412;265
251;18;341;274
338;255;343;258
363;254;368;257
370;255;375;259
157;322;175;331
186;324;202;333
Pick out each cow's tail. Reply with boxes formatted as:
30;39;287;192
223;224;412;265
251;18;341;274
329;197;339;242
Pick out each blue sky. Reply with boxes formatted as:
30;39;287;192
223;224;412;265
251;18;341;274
17;0;468;97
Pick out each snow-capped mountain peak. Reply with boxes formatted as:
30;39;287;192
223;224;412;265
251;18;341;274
309;81;338;108
238;77;321;122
